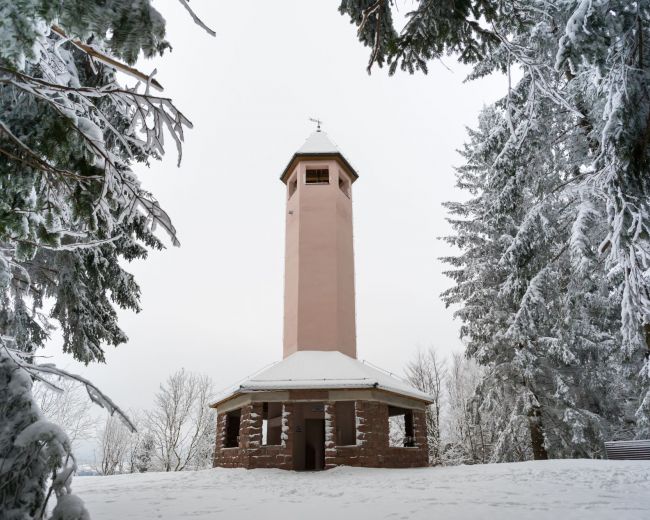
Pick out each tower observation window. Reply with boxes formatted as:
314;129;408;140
305;168;329;184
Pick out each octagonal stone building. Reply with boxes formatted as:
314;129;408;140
212;129;432;470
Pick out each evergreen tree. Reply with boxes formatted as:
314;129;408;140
134;432;156;473
444;100;630;460
340;1;650;456
0;1;212;517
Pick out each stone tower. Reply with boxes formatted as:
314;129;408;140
280;130;358;359
212;130;432;472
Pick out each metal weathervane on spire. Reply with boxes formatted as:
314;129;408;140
309;117;323;132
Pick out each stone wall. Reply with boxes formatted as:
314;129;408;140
214;402;294;470
214;400;429;470
325;401;429;469
213;412;241;468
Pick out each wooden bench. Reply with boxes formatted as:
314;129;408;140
605;440;650;460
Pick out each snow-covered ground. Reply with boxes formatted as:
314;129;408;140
74;460;650;520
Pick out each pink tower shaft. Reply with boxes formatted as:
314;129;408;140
281;133;358;359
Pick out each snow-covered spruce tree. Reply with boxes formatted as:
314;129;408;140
340;1;650;455
0;1;212;517
443;97;629;460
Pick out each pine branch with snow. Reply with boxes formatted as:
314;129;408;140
0;1;213;517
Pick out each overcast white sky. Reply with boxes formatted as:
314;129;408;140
45;1;507;435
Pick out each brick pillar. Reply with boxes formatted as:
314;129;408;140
375;402;390;467
278;402;294;470
412;409;429;465
355;400;368;446
354;401;388;467
248;403;264;449
324;402;337;469
238;403;263;468
213;412;226;467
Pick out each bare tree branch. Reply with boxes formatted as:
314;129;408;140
178;0;216;37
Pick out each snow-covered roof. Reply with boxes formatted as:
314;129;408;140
213;351;433;405
280;130;359;182
297;130;340;154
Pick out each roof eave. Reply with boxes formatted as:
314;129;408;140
209;389;243;409
280;152;359;184
210;383;434;409
376;385;434;405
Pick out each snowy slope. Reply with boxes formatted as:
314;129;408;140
73;460;650;519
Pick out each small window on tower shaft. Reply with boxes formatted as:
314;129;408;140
305;168;329;184
338;175;350;198
288;176;297;199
